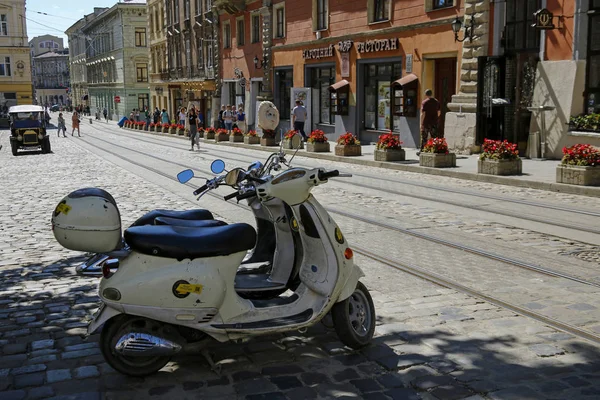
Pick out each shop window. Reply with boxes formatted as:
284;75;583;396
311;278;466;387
364;62;402;131
586;0;600;114
274;4;285;38
309;67;335;124
251;14;261;43
135;28;146;47
313;0;328;31
223;22;231;48
503;0;540;53
368;0;391;24
237;18;245;46
275;68;293;120
425;0;455;12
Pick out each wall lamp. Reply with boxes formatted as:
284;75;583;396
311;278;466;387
451;13;475;43
253;56;267;69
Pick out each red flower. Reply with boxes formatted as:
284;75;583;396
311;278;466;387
337;132;360;146
245;130;257;137
422;137;449;154
284;130;297;139
308;129;328;143
561;144;600;167
376;131;402;150
479;139;519;161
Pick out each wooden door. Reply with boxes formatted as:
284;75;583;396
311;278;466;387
434;58;457;136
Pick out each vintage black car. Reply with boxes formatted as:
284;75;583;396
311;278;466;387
8;105;51;156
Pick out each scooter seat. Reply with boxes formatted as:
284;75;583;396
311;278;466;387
130;209;214;227
124;223;257;260
154;216;227;228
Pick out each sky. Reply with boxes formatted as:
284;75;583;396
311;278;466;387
25;0;118;46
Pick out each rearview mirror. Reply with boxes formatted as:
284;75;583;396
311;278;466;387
291;134;302;149
225;168;244;186
211;159;226;174
177;169;194;183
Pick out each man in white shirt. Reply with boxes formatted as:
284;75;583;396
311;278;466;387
292;100;307;140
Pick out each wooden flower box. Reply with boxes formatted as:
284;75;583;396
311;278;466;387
168;128;177;135
374;149;405;162
198;130;204;138
335;144;361;157
229;135;244;143
204;131;215;140
419;153;457;168
261;137;277;146
161;127;169;133
477;158;522;176
283;138;304;149
177;129;185;136
215;133;229;142
556;165;600;186
307;142;330;153
244;136;260;145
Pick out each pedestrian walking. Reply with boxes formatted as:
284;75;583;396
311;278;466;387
188;107;200;151
144;106;151;126
236;105;246;134
153;107;160;124
161;109;170;124
135;108;141;122
292;100;308;140
179;107;186;126
218;105;226;129
103;107;108;122
57;113;67;137
71;110;81;137
418;89;441;155
223;105;234;134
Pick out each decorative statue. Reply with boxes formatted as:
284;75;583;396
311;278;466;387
257;101;279;132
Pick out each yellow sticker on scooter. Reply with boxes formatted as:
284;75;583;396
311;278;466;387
176;283;203;295
55;202;72;215
334;227;344;244
290;216;299;232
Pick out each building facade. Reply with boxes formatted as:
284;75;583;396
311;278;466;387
148;0;171;117
66;9;108;111
160;0;220;126
0;0;33;113
29;34;64;58
219;0;462;146
32;51;70;106
445;0;600;159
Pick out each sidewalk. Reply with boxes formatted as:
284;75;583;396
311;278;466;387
120;125;600;198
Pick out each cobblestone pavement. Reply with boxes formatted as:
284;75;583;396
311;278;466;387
1;124;600;399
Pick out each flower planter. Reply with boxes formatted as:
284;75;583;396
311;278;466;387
335;144;361;157
229;135;243;143
161;127;169;133
215;133;229;142
143;126;149;131
419;153;457;168
477;158;522;176
374;149;405;162
283;138;304;149
556;164;600;186
204;131;215;140
307;142;330;153
169;128;177;135
177;129;185;136
244;136;260;145
261;137;277;146
198;130;204;138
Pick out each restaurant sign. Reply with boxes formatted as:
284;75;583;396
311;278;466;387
303;44;335;60
532;9;555;30
356;38;398;53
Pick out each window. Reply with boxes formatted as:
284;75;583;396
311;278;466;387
310;67;335;124
138;94;149;110
251;14;260;43
205;0;212;11
363;62;403;131
275;68;293;119
223;22;231;48
504;0;540;52
135;28;147;47
184;0;190;19
0;15;7;36
136;63;148;82
206;36;213;68
195;0;202;15
174;0;180;23
428;0;455;11
315;0;328;31
237;18;245;46
369;0;390;23
274;4;285;38
0;57;11;76
586;0;600;114
196;36;203;68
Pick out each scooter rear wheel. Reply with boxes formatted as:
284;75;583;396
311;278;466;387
331;281;376;349
100;315;172;377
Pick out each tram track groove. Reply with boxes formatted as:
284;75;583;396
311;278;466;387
95;124;600;218
70;132;600;347
75;131;600;288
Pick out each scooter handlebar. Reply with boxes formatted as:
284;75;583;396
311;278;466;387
193;184;208;196
236;190;256;202
224;191;238;201
318;170;340;180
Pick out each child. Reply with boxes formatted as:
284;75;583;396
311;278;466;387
57;113;67;137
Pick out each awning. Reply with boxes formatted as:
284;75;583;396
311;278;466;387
328;79;349;92
392;73;418;88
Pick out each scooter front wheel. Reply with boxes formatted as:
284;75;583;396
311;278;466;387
331;281;376;349
100;315;172;377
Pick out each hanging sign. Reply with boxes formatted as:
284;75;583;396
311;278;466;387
114;96;121;103
406;54;413;73
302;44;335;60
532;9;555;30
356;38;398;53
341;52;350;78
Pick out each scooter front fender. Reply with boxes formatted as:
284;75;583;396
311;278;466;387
87;304;122;335
336;264;365;302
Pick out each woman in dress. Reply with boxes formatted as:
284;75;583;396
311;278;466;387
71;110;81;137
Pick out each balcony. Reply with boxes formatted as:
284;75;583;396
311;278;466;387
214;0;246;14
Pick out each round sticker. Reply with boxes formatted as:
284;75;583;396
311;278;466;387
334;227;344;244
290;216;300;232
172;280;190;299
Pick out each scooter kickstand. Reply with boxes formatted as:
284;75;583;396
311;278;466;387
201;348;222;375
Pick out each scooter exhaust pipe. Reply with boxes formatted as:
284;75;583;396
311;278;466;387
114;332;182;357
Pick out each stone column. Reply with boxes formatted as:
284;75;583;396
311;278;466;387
444;0;490;154
211;10;221;127
258;0;273;101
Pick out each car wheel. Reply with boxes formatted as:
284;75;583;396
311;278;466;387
10;140;18;156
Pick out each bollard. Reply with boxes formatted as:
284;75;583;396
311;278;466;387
89;118;93;124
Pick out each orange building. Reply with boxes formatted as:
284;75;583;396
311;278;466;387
219;0;463;147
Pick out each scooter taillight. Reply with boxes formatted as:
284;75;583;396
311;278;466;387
102;263;113;278
344;248;353;260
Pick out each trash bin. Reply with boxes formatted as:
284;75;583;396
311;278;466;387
118;116;128;128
